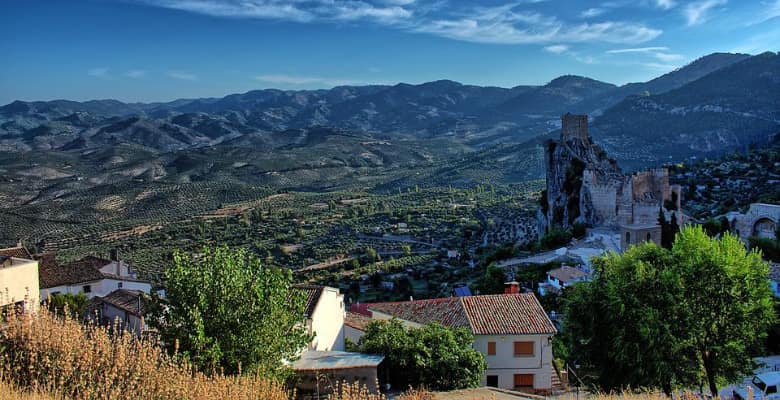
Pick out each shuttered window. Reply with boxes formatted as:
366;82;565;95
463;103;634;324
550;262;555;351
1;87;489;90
487;341;496;355
514;374;534;388
513;341;534;356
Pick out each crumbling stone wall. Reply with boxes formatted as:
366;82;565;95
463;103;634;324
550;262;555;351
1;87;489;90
539;113;682;233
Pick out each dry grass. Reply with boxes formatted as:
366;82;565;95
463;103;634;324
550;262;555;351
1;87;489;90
0;311;442;400
0;311;289;400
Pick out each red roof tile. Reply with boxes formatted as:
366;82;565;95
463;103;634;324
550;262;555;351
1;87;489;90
344;311;373;331
368;293;556;336
0;246;32;259
462;294;557;335
367;297;470;329
294;284;324;318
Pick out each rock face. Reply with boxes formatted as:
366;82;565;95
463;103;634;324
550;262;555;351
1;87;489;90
539;114;682;234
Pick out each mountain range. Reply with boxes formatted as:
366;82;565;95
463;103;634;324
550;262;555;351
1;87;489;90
1;52;778;171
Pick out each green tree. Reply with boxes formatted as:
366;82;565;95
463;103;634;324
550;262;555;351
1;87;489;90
478;263;507;295
564;243;696;394
146;246;311;375
673;226;775;396
565;226;775;396
356;319;486;390
47;292;88;318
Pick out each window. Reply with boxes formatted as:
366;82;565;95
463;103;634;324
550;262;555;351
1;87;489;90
83;285;92;294
513;341;534;357
514;374;534;388
625;232;631;244
487;341;496;356
486;375;498;387
646;233;652;241
117;282;123;289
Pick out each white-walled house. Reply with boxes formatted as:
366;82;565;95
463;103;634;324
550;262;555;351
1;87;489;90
0;246;40;315
297;285;346;352
38;255;152;301
364;287;557;392
538;265;589;296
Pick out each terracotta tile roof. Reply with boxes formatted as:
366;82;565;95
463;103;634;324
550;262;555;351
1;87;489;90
547;265;588;283
462;294;557;335
294;284;324;318
368;293;556;336
367;297;470;329
99;289;146;316
0;246;32;259
344;311;373;331
39;256;110;289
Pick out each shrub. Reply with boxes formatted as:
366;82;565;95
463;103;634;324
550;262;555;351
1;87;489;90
540;227;572;249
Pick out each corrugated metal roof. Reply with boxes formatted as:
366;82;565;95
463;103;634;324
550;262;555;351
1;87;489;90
291;351;384;371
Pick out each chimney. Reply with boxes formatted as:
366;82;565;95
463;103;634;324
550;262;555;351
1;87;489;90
504;281;520;294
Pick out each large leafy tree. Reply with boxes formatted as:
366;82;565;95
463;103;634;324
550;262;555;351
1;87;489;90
356;319;486;390
565;226;774;396
672;226;774;396
146;246;311;375
564;243;698;394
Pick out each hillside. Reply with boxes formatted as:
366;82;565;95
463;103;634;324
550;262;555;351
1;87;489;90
592;52;780;170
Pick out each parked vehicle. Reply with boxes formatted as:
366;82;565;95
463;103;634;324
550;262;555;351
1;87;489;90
734;372;780;400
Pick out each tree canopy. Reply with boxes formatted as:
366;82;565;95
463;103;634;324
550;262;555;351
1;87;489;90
146;246;311;375
355;319;486;390
564;226;775;395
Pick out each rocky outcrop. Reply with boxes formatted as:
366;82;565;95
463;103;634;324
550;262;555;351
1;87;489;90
539;114;682;235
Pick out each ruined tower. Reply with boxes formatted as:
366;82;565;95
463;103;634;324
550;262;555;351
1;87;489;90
560;113;589;143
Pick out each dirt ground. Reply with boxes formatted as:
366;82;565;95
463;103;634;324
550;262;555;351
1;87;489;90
432;388;534;400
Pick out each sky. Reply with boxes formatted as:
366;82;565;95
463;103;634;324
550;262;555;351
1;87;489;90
1;0;779;104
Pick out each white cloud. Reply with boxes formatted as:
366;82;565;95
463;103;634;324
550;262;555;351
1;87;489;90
415;4;662;45
167;71;197;81
683;0;727;26
580;8;606;18
607;46;684;62
544;44;569;54
655;0;676;10
88;67;110;78
253;74;373;87
134;0;662;45
606;46;669;54
124;70;147;78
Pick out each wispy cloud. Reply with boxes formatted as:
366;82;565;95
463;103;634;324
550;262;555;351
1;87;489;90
580;8;606;18
167;71;197;81
88;67;110;78
137;0;412;24
133;0;662;45
124;69;147;79
683;0;727;26
544;44;569;54
655;0;676;10
607;46;684;62
750;0;780;25
414;4;662;44
606;46;669;54
253;74;374;87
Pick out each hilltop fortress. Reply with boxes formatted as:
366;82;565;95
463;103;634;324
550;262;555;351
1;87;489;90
539;114;682;235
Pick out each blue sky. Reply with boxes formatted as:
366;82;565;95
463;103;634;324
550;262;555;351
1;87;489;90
1;0;779;104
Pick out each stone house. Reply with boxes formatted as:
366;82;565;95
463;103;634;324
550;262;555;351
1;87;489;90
359;286;557;392
87;289;149;336
620;223;663;251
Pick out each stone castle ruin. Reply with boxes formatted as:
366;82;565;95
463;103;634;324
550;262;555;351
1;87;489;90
539;113;682;235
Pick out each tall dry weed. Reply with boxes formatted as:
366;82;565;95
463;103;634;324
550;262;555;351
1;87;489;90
0;311;289;400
